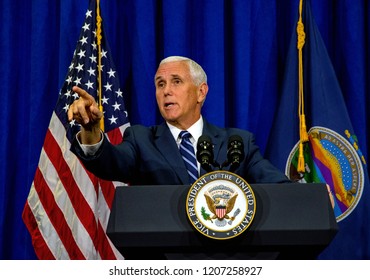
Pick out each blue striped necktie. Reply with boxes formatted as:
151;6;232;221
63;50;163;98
179;131;198;183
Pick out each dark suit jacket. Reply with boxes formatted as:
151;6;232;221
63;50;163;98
71;119;291;185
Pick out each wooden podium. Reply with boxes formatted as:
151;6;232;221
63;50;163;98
107;183;338;259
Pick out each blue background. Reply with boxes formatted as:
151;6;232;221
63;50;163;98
0;0;369;259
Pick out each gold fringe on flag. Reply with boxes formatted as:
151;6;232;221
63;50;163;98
96;0;104;131
297;0;308;173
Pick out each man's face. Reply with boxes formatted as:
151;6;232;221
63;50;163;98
155;61;207;129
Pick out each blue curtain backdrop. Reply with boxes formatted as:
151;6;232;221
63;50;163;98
0;0;369;259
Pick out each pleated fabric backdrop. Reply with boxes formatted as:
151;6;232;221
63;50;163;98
0;0;369;259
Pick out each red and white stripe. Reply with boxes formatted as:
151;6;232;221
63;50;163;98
22;112;129;259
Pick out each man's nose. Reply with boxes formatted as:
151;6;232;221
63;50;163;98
163;84;172;96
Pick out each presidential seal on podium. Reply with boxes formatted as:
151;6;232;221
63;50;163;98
186;170;256;240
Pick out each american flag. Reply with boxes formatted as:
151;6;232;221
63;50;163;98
22;0;129;259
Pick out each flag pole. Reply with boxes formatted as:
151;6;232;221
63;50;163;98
96;0;104;131
297;0;308;172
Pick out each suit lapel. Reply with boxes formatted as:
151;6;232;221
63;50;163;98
154;120;227;182
154;123;190;184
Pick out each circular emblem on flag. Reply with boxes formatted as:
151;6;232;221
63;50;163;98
286;126;365;222
186;170;256;240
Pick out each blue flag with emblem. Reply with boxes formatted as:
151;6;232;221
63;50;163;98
265;0;370;259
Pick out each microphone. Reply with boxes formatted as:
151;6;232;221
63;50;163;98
196;135;215;172
227;135;244;172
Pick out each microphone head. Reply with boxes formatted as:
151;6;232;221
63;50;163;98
198;135;212;146
228;135;243;147
227;135;244;165
196;135;214;170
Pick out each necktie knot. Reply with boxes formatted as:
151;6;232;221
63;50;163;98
179;130;191;140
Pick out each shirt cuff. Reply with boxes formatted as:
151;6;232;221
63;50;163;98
76;131;104;156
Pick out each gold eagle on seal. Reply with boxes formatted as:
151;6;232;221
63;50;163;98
204;191;238;222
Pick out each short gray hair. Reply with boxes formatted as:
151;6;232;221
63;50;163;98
158;56;207;86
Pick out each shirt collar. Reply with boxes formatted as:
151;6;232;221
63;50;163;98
167;116;204;145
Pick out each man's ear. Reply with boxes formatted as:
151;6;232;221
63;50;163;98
197;83;208;104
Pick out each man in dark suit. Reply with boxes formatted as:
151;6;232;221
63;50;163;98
68;57;336;260
68;56;290;185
